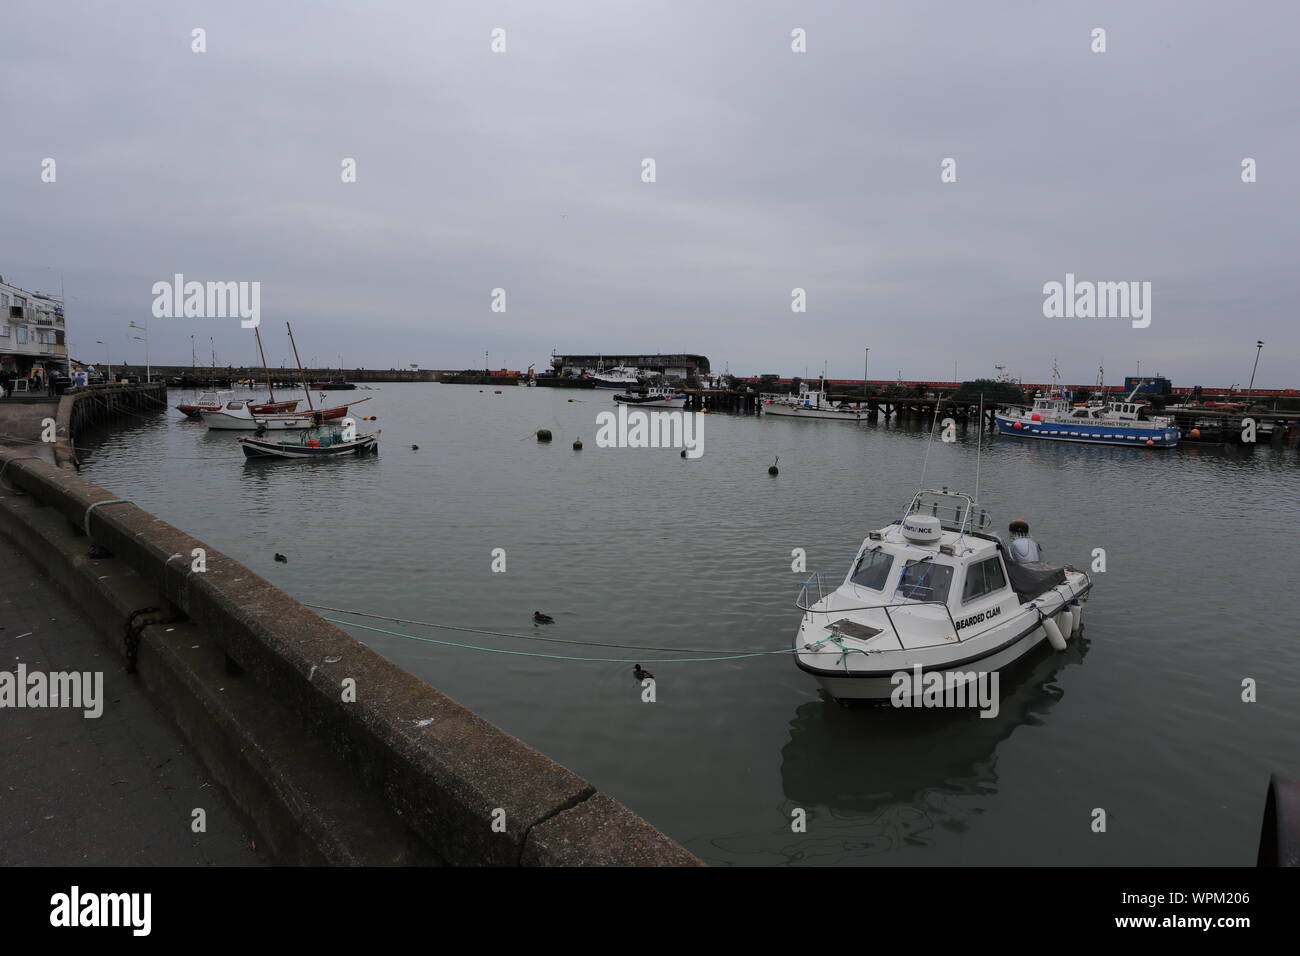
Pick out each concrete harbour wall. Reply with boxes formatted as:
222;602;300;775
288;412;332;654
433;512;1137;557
54;381;169;468
0;448;700;866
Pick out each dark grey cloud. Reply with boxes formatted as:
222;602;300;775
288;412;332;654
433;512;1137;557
3;0;1296;385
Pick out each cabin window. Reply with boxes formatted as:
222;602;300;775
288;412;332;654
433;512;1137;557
849;548;893;591
0;324;8;337
894;560;953;604
961;556;1008;603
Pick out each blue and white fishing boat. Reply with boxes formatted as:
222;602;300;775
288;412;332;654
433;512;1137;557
995;384;1180;448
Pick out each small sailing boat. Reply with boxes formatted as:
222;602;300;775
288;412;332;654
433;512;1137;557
238;421;379;459
184;326;301;418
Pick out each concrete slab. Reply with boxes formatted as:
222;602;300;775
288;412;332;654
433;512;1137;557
0;400;57;464
0;537;265;866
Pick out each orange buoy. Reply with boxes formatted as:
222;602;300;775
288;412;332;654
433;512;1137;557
1013;421;1023;430
1189;428;1200;438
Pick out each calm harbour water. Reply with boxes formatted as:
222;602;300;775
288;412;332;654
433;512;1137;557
76;384;1300;865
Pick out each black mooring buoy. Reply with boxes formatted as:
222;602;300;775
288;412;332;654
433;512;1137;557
573;438;582;450
680;449;687;458
537;428;552;442
768;456;779;475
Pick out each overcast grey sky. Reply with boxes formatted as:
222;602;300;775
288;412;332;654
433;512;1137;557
3;1;1297;385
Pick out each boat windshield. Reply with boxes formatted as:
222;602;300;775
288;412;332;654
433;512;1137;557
894;559;954;604
849;548;894;590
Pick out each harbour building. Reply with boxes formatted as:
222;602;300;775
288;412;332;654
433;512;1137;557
0;274;69;382
549;352;710;380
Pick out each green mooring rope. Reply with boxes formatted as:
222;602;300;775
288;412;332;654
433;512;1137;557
323;616;826;665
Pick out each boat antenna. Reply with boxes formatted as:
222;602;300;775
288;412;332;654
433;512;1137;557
286;322;314;410
948;391;986;550
917;391;945;491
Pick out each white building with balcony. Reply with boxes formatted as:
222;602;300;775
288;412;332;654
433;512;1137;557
0;273;69;380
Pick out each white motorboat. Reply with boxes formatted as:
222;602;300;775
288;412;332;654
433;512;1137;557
200;400;318;431
592;366;642;390
175;390;233;419
200;397;370;431
612;385;687;407
793;488;1092;703
762;384;865;422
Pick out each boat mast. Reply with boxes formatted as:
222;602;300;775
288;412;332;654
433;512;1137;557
253;325;276;401
286;322;315;410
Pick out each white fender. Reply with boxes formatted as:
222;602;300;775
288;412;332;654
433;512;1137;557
1042;612;1067;651
1059;606;1075;640
1071;604;1083;635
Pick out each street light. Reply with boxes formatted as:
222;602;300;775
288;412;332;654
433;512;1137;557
131;335;146;382
1248;340;1265;392
95;340;113;381
128;321;150;382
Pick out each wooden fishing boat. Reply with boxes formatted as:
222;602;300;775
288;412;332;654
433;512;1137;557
238;424;379;459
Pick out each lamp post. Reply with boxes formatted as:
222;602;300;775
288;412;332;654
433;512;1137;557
131;335;147;382
128;321;150;382
1248;340;1264;392
95;340;113;382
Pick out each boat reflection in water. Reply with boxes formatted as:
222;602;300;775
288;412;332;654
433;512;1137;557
704;634;1090;866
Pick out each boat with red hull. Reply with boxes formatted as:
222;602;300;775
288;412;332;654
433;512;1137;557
177;391;300;420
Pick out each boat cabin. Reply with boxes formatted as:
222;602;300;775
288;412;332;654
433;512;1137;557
1030;395;1070;417
1104;401;1143;420
814;489;1066;648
